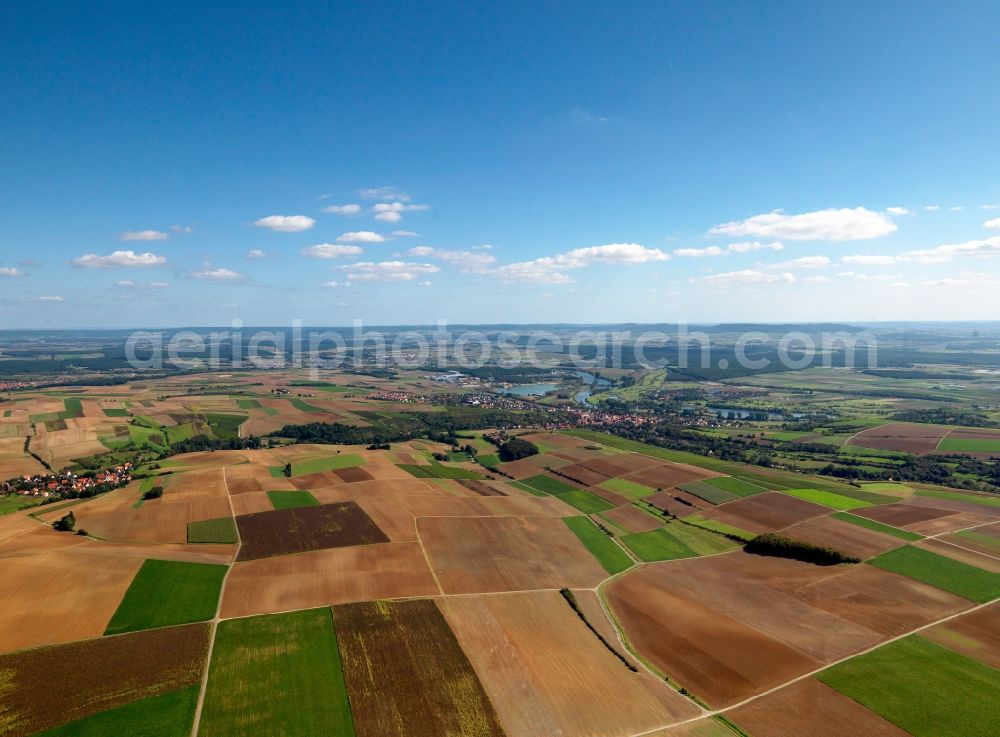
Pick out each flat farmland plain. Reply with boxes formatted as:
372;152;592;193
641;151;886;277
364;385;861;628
0;623;210;737
333;599;504;737
440;591;699;737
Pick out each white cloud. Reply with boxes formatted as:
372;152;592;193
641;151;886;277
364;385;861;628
709;207;897;241
981;204;999;211
570;107;608;126
408;246;497;273
768;255;830;270
898;236;1000;264
254;215;315;232
697;270;796;286
950;206;964;212
837;271;900;282
391;230;419;238
372;202;429;222
115;280;168;289
726;241;784;253
73;250;166;268
984;217;1000;230
192;267;246;282
246;249;267;259
673;246;724;257
0;267;25;277
803;275;831;284
841;254;897;265
121;229;168;241
35;295;65;302
418;281;432;287
495;243;669;284
170;225;193;234
358;186;410;201
323;281;340;287
337;261;440;284
302;244;364;259
885;207;911;216
321;203;362;215
924;205;941;212
337;231;386;243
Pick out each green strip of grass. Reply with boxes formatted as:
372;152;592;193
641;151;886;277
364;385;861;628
683;514;755;541
521;474;578;495
102;407;129;417
781;487;872;511
599;477;656;500
937;437;1000;453
398;463;438;478
507;480;548;497
678;480;739;504
289;397;329;412
187;517;239;544
204;413;247;440
557;489;616;514
818;636;1000;737
621;522;740;561
198;608;356;737
915;488;1000;509
35;685;200;737
236;398;262;409
563;516;633;575
868;545;1000;602
268;489;319;510
104;559;228;634
293;453;363;475
832;512;923;541
701;476;767;498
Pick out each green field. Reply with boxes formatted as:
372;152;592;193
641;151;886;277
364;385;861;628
678;480;738;504
36;686;200;737
236;398;262;409
699;476;767;498
198;608;355;737
818;636;1000;737
781;487;872;511
951;529;1000;555
557;489;616;514
398;461;484;479
520;474;579;495
102;407;130;417
397;463;437;478
163;423;196;445
914;488;1000;510
204;413;247;440
292;453;363;475
128;424;168;452
187;517;239;544
869;546;1000;602
104;559;228;634
682;513;755;541
0;494;44;516
506;479;548;497
477;452;500;467
268;489;319;509
599;477;656;500
563;516;633;574
937;436;1000;453
621;522;740;561
289;397;329;412
832;511;923;541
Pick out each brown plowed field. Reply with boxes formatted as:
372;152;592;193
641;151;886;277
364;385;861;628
556;463;611;486
903;493;1000;518
782;515;906;559
603;503;664;533
606;566;819;707
418;515;607;594
220;542;439;617
0;550;143;653
580;452;665;476
647;489;711;516
852;502;956;529
941;521;1000;557
0;622;210;737
333;465;374;483
905;510;995;536
923;601;1000;668
588;486;630;506
459;479;507;496
440;591;700;737
500;455;571;478
230;490;275;516
333;599;505;737
226;476;264;494
848;422;950;454
726;678;912;737
236;501;388;561
621;461;720;490
698;492;828;533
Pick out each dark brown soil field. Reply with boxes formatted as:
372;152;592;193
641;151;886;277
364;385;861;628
853;503;957;529
904;494;1000;518
0;622;210;737
603;503;664;533
923;601;1000;669
289;471;341;489
647;489;711;516
580;452;664;477
227;477;264;494
698;492;828;533
849;422;951;454
333;599;505;737
621;461;719;490
782;515;906;559
555;463;611;486
458;479;507;496
915;538;1000;573
727;678;912;737
333;466;374;483
588;486;631;506
236;501;389;561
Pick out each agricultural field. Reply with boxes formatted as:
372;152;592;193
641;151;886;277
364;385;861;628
236;501;389;560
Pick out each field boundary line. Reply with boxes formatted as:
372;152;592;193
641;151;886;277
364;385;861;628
190;465;241;737
413;516;445;595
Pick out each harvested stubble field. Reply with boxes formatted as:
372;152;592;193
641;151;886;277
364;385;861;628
199;608;355;737
333;599;504;737
0;623;210;737
848;421;951;454
440;591;699;737
416;515;608;593
235;501;389;561
781;514;907;559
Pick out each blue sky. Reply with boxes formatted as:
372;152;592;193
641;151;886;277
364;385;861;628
2;1;999;328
